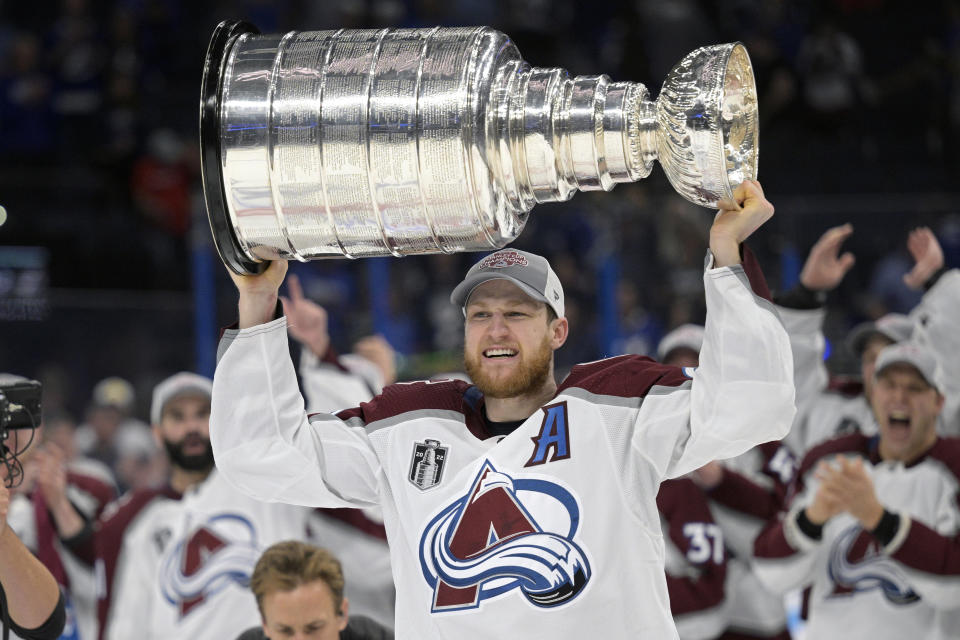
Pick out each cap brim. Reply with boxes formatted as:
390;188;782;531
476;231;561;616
846;324;886;357
450;273;550;312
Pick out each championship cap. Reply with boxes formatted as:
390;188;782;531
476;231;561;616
846;313;913;357
150;372;213;424
92;377;135;411
657;324;705;361
450;249;564;318
873;342;944;394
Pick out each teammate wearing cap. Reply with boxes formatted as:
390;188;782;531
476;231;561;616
41;372;392;640
210;181;797;638
773;224;960;455
753;340;960;639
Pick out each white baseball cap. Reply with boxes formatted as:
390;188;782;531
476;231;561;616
657;324;705;361
873;342;944;394
150;372;213;424
847;313;913;357
450;249;564;318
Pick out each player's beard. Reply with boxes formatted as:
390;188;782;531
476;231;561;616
163;433;215;472
464;332;554;399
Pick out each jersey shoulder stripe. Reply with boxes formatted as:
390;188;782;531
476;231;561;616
559;354;690;399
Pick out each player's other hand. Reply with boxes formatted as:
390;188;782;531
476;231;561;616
902;226;944;290
228;260;289;329
282;274;331;358
709;180;774;268
800;223;856;292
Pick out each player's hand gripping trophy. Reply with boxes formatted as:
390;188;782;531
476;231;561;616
200;21;759;274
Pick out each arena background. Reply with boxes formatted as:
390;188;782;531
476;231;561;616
1;0;958;421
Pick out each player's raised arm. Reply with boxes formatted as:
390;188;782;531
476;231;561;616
635;180;796;478
211;261;382;509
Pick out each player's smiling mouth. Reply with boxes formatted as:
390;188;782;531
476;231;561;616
483;348;518;359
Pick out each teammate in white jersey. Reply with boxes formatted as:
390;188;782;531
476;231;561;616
775;224;960;455
753;341;960;640
43;373;393;639
210;180;796;639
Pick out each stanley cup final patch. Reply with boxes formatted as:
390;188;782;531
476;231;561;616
409;439;449;491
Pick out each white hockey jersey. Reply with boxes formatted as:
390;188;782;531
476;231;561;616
211;259;796;639
753;434;960;640
102;471;314;640
100;470;391;640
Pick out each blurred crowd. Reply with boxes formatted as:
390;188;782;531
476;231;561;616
0;1;957;419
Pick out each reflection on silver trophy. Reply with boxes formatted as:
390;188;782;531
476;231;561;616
200;21;759;274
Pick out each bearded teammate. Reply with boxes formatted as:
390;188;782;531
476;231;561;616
44;373;392;639
210;180;796;639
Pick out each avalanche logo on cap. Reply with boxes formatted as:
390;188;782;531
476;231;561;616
479;250;528;270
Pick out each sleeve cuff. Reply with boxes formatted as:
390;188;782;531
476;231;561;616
783;503;823;552
774;281;827;309
876;511;911;555
59;518;94;547
923;266;949;291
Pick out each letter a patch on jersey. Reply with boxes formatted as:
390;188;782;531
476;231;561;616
419;461;591;613
525;401;571;467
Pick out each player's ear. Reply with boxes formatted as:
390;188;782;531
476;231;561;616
338;596;350;631
151;423;163;449
550;316;568;349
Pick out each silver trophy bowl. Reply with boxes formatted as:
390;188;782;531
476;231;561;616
200;21;758;274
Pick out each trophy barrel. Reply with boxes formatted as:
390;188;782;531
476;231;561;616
200;22;759;273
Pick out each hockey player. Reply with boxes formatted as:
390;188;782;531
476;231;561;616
210;180;797;639
659;324;793;640
776;224;960;455
44;373;392;639
657;477;727;640
753;341;960;639
10;417;117;640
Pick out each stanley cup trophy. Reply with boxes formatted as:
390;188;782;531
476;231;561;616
200;21;758;274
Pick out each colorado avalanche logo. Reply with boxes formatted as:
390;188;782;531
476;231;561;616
827;525;920;605
479;251;528;270
419;461;591;613
159;513;263;616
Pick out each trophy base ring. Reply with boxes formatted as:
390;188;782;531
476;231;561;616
201;19;265;276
